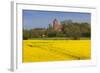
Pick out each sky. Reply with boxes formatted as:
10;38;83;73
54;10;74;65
23;10;91;29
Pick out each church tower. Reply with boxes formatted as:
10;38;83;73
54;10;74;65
53;18;62;31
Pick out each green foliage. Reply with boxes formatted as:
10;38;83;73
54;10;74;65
23;20;91;40
46;29;56;37
55;31;66;37
61;21;90;40
23;29;30;40
30;28;46;38
48;24;52;29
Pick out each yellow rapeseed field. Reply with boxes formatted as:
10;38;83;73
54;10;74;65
23;40;91;63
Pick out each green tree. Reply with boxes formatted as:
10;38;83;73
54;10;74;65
48;24;52;29
80;23;91;37
30;28;46;38
23;29;30;40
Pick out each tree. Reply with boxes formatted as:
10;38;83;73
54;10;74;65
62;23;81;40
80;23;91;37
23;29;30;40
55;31;65;37
46;29;56;37
69;23;81;40
48;24;52;29
30;28;46;38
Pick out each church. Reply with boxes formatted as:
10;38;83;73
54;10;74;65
52;19;63;31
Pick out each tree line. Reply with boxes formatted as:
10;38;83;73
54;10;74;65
23;20;91;40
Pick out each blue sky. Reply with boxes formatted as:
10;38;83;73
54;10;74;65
23;10;91;29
